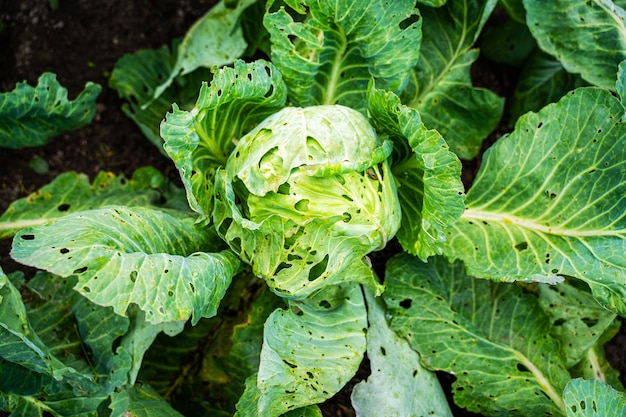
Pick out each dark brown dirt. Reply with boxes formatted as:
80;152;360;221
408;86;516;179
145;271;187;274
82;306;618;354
0;2;624;417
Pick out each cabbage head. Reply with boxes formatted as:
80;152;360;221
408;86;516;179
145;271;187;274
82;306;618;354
213;105;401;298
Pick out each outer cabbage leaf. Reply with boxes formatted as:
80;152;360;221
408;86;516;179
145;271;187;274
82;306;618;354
351;288;452;417
563;379;626;417
152;0;257;101
442;87;626;316
569;319;624;390
0;166;184;239
235;375;323;417
11;206;240;324
160;60;287;221
0;270;130;416
0;73;101;149
367;86;465;260
109;42;211;150
264;0;421;112
384;253;571;416
109;384;185;417
403;0;502;159
140;274;282;416
256;283;367;416
524;0;626;90
617;59;626;114
0;271;96;393
537;281;618;369
508;50;585;126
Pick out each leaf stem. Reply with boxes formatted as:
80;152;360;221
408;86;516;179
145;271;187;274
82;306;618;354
515;351;567;415
462;208;624;237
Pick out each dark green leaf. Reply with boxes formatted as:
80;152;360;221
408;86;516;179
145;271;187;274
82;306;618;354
367;86;465;260
0;167;182;240
0;73;101;149
403;0;503;159
442;87;626;316
384;253;571;415
524;0;626;90
264;0;422;112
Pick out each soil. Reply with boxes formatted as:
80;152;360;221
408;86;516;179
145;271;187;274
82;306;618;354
0;2;624;417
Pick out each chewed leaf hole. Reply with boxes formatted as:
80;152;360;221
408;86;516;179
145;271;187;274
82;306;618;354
295;199;309;212
276;262;292;274
57;203;71;211
291;305;303;316
73;266;88;274
308;254;329;281
318;299;331;309
581;317;598;327
277;182;291;195
514;242;528;251
129;271;138;283
20;234;36;240
258;145;282;175
306;136;325;159
60;248;70;254
516;363;530;373
283;359;297;369
399;299;412;309
399;13;420;30
380;346;387;356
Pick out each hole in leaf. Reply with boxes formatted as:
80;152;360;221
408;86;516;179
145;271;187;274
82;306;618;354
283;359;297;369
189;282;196;293
276;262;292;274
308;254;329;281
60;248;70;254
306;136;325;159
554;318;566;326
277;183;291;195
295;199;309;212
20;234;35;240
380;346;387;356
399;299;412;309
291;305;303;316
580;400;586;410
258;146;282;176
57;203;71;211
581;317;598;327
73;266;88;274
514;242;528;251
517;363;530;373
130;271;138;283
318;300;331;309
399;14;420;29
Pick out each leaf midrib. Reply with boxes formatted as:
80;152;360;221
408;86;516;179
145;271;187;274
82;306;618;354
462;208;624;237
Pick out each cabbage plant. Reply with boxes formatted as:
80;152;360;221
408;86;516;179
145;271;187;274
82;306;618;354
1;0;626;416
